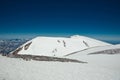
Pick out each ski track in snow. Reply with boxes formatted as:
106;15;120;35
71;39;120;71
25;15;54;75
0;55;120;80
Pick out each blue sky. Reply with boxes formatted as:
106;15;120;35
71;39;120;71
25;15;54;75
0;0;120;41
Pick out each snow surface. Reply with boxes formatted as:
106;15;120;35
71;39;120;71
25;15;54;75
0;54;120;80
12;35;111;57
0;38;120;80
65;44;120;70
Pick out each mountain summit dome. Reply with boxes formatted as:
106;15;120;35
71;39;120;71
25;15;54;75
10;35;111;57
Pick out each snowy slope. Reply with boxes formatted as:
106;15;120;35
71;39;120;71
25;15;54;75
65;44;120;70
0;41;120;80
66;44;120;56
11;35;111;57
0;54;120;80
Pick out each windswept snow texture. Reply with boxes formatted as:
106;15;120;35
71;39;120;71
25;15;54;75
11;35;111;57
0;54;120;80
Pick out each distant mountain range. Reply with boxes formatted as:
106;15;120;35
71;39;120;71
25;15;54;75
0;39;28;55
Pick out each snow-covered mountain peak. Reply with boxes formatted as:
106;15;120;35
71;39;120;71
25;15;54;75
70;35;83;39
10;35;111;57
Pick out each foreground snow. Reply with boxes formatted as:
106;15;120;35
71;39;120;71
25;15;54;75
0;54;120;80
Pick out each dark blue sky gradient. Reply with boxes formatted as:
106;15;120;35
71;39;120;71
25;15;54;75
0;0;120;39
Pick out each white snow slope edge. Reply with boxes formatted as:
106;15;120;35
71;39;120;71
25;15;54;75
11;35;111;57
